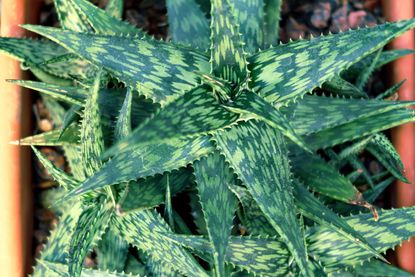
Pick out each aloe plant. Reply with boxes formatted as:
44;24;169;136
2;0;415;276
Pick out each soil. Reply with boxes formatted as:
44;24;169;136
32;0;386;267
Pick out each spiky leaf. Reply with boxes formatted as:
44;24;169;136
193;153;237;276
249;19;415;103
214;120;311;276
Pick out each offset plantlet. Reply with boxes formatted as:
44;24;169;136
2;0;415;276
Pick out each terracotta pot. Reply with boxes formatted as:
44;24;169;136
0;0;41;276
382;0;415;273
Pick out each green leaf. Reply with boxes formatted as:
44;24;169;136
15;124;78;146
193;153;237;276
225;89;309;150
281;95;415;136
114;88;133;141
344;49;415;80
352;260;415;277
36;202;83;265
249;19;415;104
165;234;291;276
106;85;239;156
232;0;265;53
210;0;248;84
70;0;145;36
54;0;91;32
11;80;157;127
119;169;191;213
67;135;214;197
292;180;385;263
68;202;112;276
356;48;382;90
32;146;78;190
322;75;367;98
214;120;311;276
34;260;135;277
80;71;105;177
291;153;359;203
105;0;124;19
376;79;406;100
229;184;276;235
367;133;408;183
307;207;415;271
263;0;282;46
0;37;65;64
304;108;415;150
23;25;210;106
96;227;129;272
166;0;210;49
114;210;208;277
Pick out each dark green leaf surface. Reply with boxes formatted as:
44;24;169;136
119;169;191;212
304;108;415;149
281;95;415;136
70;0;145;36
23;25;210;106
249;19;415;103
16;124;78;146
214;120;311;276
96;227;129;272
264;0;282;45
291;153;359;203
166;0;210;49
210;0;248;84
193;153;237;276
233;0;265;53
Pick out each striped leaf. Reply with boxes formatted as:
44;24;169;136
23;25;210;106
322;75;367;98
281;95;415;136
32;146;78;190
292;180;384;263
264;0;282;46
80;72;105;177
114;88;133;141
166;0;210;49
249;19;415;104
304;108;415;150
193;153;237;276
351;260;415;277
11;80;157;128
225;89;308;150
96;227;129;272
307;207;415;271
68;202;112;276
229;184;276;235
114;210;208;277
367;133;408;183
119;169;191;213
232;0;265;53
291;153;359;203
70;0;145;36
54;0;91;32
165;234;291;276
66;135;215;197
34;260;135;277
210;0;248;84
214;120;311;276
105;0;124;19
15;124;78;146
106;85;239;156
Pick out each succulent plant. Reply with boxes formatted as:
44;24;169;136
2;0;415;276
